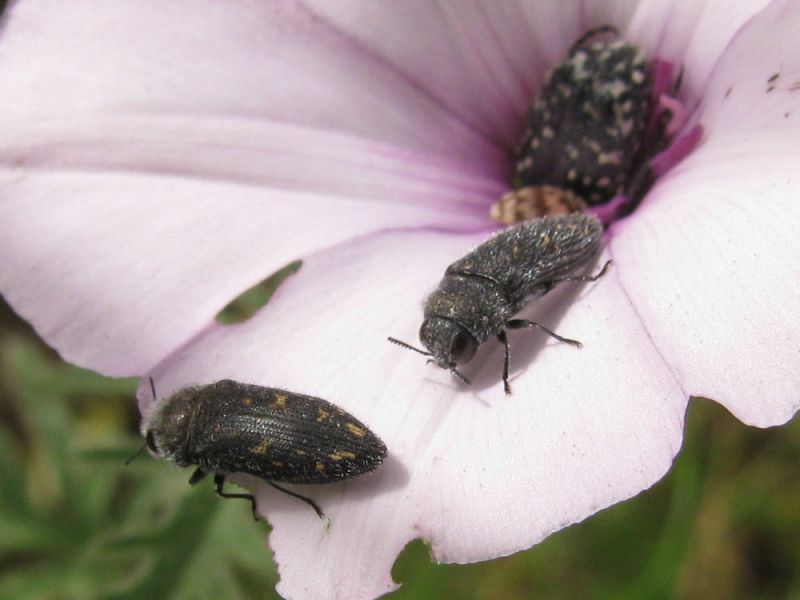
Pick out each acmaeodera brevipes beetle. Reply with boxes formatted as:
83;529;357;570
134;378;387;518
389;214;611;395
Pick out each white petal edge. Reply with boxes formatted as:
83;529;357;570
610;0;800;427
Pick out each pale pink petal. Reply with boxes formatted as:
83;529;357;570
611;0;800;426
584;0;641;31
0;0;503;171
0;0;518;377
0;188;486;377
625;0;772;103
303;0;593;148
1;117;501;211
143;230;686;599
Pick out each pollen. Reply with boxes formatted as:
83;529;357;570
490;185;586;224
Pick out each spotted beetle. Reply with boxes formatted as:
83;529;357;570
514;26;652;206
143;379;387;518
390;214;610;394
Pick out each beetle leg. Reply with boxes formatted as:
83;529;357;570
568;25;619;55
213;473;259;520
544;259;613;286
506;319;583;348
497;330;513;395
266;481;324;519
189;467;208;485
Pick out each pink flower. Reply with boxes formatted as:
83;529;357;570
1;1;798;598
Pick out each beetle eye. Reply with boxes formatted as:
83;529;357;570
450;330;478;363
145;430;157;453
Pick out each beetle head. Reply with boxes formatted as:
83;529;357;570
144;386;197;466
419;316;477;377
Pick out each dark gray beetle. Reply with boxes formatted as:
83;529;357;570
142;379;387;518
390;214;609;394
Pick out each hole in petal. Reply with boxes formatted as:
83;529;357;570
215;261;302;324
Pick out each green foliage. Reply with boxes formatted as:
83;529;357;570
0;335;278;600
216;261;302;325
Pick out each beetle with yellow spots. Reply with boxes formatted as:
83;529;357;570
142;379;387;518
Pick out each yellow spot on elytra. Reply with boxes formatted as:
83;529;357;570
329;450;357;462
270;393;288;409
316;407;332;422
241;397;254;407
295;449;306;456
249;439;273;456
271;461;284;468
345;423;366;438
315;462;326;474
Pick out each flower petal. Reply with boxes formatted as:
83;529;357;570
302;0;592;149
625;0;772;104
611;0;800;426
0;0;504;171
2;115;502;211
0;182;485;377
143;229;687;599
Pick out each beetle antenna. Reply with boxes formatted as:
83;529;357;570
125;441;148;465
569;25;618;54
423;358;472;386
128;376;158;466
449;368;472;386
387;337;431;356
391;337;471;385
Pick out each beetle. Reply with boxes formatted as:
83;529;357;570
142;379;387;518
513;25;652;206
389;214;610;394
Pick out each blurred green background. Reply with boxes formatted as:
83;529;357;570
0;294;798;600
